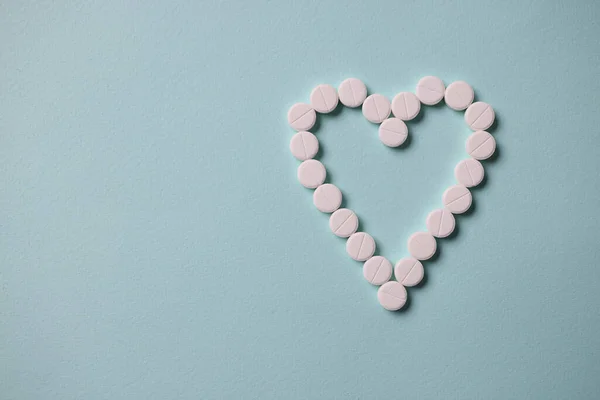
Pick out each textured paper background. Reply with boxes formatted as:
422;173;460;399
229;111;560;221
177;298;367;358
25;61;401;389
2;1;600;399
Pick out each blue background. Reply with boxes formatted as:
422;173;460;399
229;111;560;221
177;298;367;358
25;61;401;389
2;1;600;399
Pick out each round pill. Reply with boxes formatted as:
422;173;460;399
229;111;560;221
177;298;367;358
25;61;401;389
466;130;496;160
391;92;421;121
313;183;342;213
377;281;407;311
338;78;368;108
378;118;408;147
346;232;376;261
362;94;391;124
289;131;319;161
310;84;339;114
454;158;484;188
329;208;359;238
444;81;474;111
407;231;437;260
416;76;445;105
465;101;495;131
287;103;316;131
297;159;326;189
394;257;424;287
442;185;472;214
426;208;456;238
363;256;393;286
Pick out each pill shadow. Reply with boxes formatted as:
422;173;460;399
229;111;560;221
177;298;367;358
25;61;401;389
487;113;501;134
310;116;323;134
314;144;326;160
426;244;442;263
394;294;413;314
387;132;413;152
413;271;428;288
406;110;425;124
310;102;346;134
470;157;499;191
326;102;344;118
485;142;501;164
323;168;335;185
443;222;461;241
475;173;490;190
456;197;478;219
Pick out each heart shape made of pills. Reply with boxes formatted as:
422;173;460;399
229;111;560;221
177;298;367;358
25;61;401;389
287;76;497;312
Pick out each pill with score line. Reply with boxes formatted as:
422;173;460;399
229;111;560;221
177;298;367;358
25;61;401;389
394;257;424;287
287;103;317;131
297;159;326;189
407;231;437;260
338;78;368;108
465;101;495;131
289;131;319;161
329;208;359;238
363;256;393;286
362;94;391;123
378;281;407;311
391;92;421;121
416;76;445;105
455;158;484;188
442;185;472;214
378;118;408;147
426;208;456;238
444;81;474;111
346;232;376;261
313;183;342;213
466;130;496;160
310;84;339;114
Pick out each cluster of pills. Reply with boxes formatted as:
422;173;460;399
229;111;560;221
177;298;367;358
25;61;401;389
287;77;496;311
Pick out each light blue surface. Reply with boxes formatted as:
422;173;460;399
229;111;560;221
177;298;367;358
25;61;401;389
2;1;600;399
